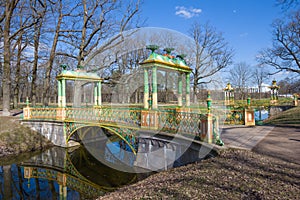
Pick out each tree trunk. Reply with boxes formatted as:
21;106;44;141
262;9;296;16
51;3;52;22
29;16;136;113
42;0;63;106
13;33;24;109
3;165;12;199
30;21;42;106
2;0;14;116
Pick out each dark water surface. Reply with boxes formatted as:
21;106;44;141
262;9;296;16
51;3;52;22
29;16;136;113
0;144;144;200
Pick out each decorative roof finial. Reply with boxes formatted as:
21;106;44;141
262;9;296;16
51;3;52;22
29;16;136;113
146;45;159;53
60;64;68;70
163;47;175;55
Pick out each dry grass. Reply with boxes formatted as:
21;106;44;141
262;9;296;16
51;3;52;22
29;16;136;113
98;149;300;200
0;116;53;157
264;106;300;125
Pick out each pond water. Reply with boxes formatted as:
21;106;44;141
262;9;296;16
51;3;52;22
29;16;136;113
0;142;147;200
254;109;269;121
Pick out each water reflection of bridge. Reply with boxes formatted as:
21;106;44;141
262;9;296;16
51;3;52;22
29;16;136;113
16;146;138;199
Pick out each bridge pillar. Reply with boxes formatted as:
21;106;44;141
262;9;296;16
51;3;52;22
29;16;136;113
185;73;190;107
144;68;149;109
56;108;66;120
58;80;62;107
152;66;158;109
178;73;183;107
244;109;255;126
141;110;159;130
293;94;299;106
200;113;213;143
94;82;102;106
23;98;31;119
97;82;102;106
58;79;66;107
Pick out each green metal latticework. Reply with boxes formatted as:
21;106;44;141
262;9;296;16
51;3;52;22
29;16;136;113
224;108;245;125
23;106;221;145
24;167;106;198
29;107;57;120
158;110;207;136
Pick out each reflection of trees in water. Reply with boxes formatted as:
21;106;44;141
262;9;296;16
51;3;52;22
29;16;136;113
0;144;139;199
0;164;67;199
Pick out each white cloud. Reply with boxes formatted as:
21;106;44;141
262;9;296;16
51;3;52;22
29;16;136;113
239;32;249;37
175;6;202;19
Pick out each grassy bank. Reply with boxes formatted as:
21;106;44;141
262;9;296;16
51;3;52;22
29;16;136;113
98;149;300;200
0;116;53;158
263;106;300;125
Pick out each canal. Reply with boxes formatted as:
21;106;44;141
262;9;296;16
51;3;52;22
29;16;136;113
0;142;148;199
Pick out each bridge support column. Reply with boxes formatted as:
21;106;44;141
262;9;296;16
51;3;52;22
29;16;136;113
144;68;149;109
185;73;190;107
178;73;183;107
94;83;97;106
56;108;66;120
61;79;66;107
152;66;158;109
58;79;66;107
23;97;31;119
97;82;102;106
58;80;62;107
94;82;102;106
244;109;255;126
200;114;213;144
141;110;159;130
293;94;299;106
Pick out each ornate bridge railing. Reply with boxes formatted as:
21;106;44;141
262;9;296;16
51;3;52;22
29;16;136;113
224;108;245;125
26;107;57;120
22;106;221;145
158;110;206;135
65;107;141;128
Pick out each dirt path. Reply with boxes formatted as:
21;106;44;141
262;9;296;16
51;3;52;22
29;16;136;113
221;125;300;164
252;126;300;165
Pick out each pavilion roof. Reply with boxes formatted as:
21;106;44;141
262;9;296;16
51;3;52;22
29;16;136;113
140;52;192;73
56;69;103;82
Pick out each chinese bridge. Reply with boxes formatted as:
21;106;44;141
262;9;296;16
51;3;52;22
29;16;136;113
21;47;222;157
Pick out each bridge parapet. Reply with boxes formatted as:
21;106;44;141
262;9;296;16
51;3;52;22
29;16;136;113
22;106;222;146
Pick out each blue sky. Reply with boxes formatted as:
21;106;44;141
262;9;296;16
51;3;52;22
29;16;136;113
140;0;283;67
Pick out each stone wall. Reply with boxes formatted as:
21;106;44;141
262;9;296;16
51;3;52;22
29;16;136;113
21;121;66;147
134;131;218;171
269;106;294;117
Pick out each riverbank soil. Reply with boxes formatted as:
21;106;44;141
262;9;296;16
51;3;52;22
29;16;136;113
0;116;53;159
99;125;300;200
98;149;299;200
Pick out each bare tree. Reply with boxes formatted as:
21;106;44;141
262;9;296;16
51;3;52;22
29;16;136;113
1;0;42;115
257;10;300;75
42;0;68;105
55;0;140;106
12;16;28;108
228;62;253;100
29;0;47;106
252;65;269;99
189;22;234;102
276;0;300;10
57;0;141;68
